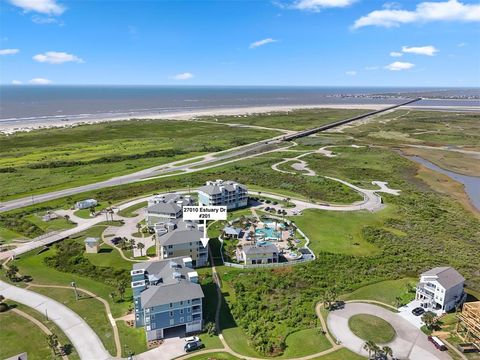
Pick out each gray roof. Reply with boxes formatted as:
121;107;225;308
133;257;204;307
198;180;247;196
224;226;242;235
141;281;204;307
84;237;99;244
147;202;182;215
159;228;203;246
243;244;278;255
422;267;465;289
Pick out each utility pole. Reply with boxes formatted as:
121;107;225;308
45;308;48;321
71;281;79;300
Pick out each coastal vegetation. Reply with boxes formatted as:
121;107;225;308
0;119;279;200
200;108;369;131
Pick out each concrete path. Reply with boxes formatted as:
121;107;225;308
0;280;112;360
327;302;452;360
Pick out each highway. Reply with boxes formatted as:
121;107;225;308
0;99;420;213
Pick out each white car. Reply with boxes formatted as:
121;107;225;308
184;336;199;343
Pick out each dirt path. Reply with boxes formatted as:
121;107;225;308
26;283;122;358
7;307;69;360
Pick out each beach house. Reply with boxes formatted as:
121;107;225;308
238;243;278;265
131;257;204;340
146;193;193;227
415;266;466;312
155;220;208;267
198;179;248;210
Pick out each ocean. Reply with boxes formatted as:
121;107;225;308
1;86;479;128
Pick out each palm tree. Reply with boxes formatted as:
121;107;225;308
64;214;71;223
136;223;143;237
137;242;145;256
6;264;19;282
89;206;96;217
382;346;393;359
0;294;8;312
363;341;376;359
422;311;438;330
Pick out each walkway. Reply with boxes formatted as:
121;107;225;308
8;307;69;360
327;302;452;360
0;280;112;360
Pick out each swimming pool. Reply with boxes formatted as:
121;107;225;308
263;219;285;229
256;240;275;246
256;227;281;240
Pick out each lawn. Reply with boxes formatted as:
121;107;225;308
281;328;332;358
117;201;147;217
348;314;396;343
342;278;417;307
24;213;76;233
116;321;147;357
31;287;117;356
290;208;397;256
85;244;134;270
0;309;53;360
8;301;81;360
0;119;279;200
185;352;240;360
311;348;366;360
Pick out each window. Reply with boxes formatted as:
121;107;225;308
187;308;191;313
180;301;183;305
180;317;184;322
170;319;174;325
169;303;173;308
180;309;184;314
187;316;192;322
170;311;174;317
151;323;156;330
168;245;173;249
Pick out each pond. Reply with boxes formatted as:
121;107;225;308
407;155;480;211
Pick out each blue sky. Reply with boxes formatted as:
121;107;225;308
1;0;479;86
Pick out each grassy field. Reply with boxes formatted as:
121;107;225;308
117;201;147;217
343;110;480;147
0;119;279;200
117;321;147;357
290;208;398;256
342;278;417;307
0;309;54;360
31;286;118;356
201;108;370;131
348;314;396;343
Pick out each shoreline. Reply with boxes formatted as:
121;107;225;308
1;103;479;135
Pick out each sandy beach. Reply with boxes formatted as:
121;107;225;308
1;103;479;135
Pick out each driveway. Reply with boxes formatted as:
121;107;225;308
327;302;451;360
0;280;112;360
133;337;186;360
398;300;443;329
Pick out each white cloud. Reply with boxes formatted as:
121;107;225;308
32;15;60;24
353;0;480;29
390;51;403;57
345;70;357;76
29;78;52;84
249;38;277;49
385;61;415;71
0;48;19;55
8;0;65;15
11;80;23;85
172;72;194;80
293;0;356;11
33;51;84;64
402;45;438;56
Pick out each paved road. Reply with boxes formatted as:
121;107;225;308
327;302;452;360
0;280;112;360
